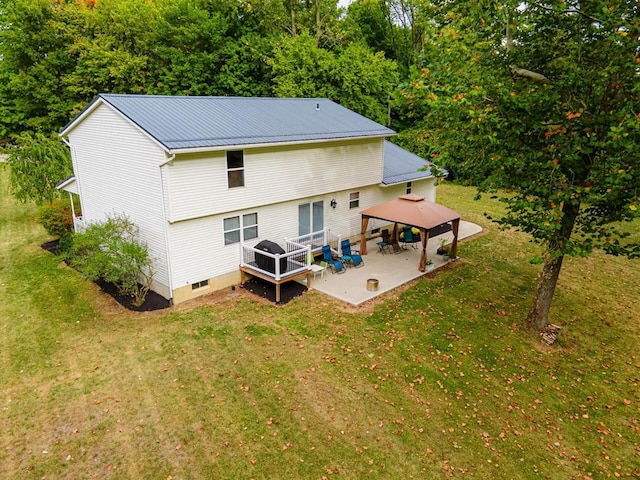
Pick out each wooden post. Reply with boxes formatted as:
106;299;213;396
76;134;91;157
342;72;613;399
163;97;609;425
450;219;460;258
360;216;370;255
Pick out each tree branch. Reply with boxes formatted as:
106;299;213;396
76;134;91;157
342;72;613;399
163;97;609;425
532;2;603;24
510;65;550;83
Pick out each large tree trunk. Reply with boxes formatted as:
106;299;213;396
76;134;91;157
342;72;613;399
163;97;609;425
526;201;580;330
526;255;564;330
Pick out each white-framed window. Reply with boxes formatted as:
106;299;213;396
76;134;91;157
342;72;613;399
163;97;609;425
349;192;360;209
227;150;245;188
224;213;258;245
406;181;412;194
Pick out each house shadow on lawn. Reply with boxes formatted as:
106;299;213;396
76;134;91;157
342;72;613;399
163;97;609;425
41;239;170;312
240;277;307;305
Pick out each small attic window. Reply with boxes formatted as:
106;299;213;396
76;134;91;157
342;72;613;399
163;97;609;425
227;151;244;188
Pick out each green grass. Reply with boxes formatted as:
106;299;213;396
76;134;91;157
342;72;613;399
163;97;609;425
1;168;639;479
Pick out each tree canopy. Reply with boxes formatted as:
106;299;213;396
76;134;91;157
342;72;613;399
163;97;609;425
394;0;640;328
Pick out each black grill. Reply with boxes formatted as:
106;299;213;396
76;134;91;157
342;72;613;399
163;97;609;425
254;240;288;275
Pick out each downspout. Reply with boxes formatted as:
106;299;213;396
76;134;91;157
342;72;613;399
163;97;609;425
159;153;176;304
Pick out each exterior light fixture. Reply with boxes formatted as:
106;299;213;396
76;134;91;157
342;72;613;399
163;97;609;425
330;199;337;209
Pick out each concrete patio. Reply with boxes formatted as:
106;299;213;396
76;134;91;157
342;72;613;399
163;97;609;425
304;220;483;305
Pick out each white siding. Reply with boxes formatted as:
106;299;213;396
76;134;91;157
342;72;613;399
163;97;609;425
67;104;171;291
166;178;436;287
165;139;384;222
66;102;438;300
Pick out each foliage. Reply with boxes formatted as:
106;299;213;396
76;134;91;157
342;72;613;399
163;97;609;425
7;132;73;205
0;0;402;139
37;198;74;238
270;32;398;124
0;0;90;137
57;233;75;256
69;213;153;306
394;0;640;328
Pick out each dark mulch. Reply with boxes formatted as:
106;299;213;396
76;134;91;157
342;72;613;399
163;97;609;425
41;239;61;254
41;239;170;312
95;279;171;312
240;277;307;305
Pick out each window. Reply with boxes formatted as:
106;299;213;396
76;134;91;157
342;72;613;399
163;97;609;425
406;182;412;194
192;279;209;290
349;192;360;209
227;151;244;188
298;201;324;236
224;213;258;245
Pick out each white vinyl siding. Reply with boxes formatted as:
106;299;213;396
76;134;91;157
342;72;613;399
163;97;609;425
164;177;435;288
66;103;171;291
164;138;384;223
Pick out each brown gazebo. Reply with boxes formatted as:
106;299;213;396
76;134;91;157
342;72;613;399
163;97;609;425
359;193;461;272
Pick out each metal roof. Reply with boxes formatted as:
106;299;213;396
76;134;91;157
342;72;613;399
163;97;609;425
382;141;435;185
63;94;396;151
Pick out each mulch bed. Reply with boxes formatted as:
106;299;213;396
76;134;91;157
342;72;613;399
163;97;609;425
41;239;170;312
240;277;307;305
42;239;305;309
94;279;171;312
41;239;62;254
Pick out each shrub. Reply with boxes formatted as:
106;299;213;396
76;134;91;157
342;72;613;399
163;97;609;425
68;214;154;306
38;199;73;238
57;234;74;257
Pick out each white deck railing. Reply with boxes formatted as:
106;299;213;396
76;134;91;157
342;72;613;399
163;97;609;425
241;242;311;281
286;228;342;256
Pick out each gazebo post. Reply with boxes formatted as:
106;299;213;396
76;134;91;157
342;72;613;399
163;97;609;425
450;219;460;258
360;216;369;255
418;229;429;272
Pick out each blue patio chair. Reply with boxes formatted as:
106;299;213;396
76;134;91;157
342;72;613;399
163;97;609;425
340;239;364;267
376;229;391;254
322;245;345;274
400;226;419;249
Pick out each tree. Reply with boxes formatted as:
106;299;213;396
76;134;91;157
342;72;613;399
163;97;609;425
270;32;398;124
395;1;640;329
0;0;86;137
7;133;73;205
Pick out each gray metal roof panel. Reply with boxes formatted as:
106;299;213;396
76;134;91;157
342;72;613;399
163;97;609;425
382;141;435;185
95;94;395;150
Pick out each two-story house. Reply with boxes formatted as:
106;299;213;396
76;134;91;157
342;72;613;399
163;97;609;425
58;94;438;304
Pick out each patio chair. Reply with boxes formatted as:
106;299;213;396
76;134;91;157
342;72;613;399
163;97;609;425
376;229;391;254
390;240;403;254
321;245;345;274
340;239;364;268
400;226;419;249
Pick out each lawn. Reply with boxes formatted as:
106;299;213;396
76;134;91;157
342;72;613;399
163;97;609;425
1;165;638;479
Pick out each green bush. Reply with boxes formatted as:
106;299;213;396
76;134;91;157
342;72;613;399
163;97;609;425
57;234;74;257
38;198;74;238
68;214;153;306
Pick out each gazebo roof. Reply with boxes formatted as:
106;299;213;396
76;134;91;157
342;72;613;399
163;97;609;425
360;193;460;230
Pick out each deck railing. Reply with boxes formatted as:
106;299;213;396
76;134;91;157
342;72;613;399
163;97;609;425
286;228;342;256
241;242;311;281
